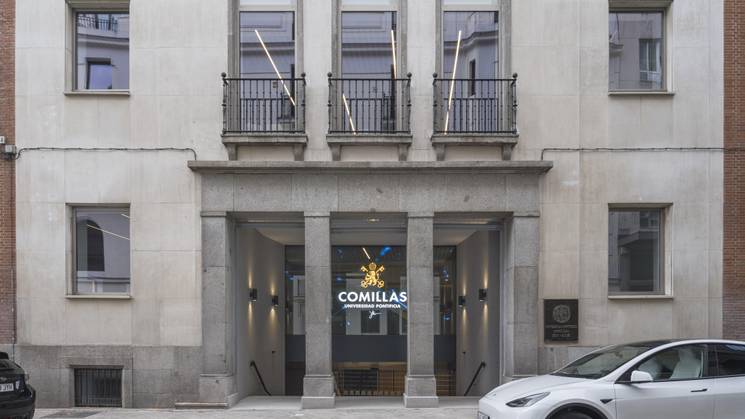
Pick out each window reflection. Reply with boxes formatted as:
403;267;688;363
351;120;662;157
608;209;662;294
75;208;130;294
341;12;397;79
240;12;295;79
76;13;129;90
443;11;498;80
609;12;664;90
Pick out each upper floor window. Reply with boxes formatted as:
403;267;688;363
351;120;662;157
75;12;129;90
240;11;295;79
74;207;130;294
608;208;663;295
341;11;397;79
609;11;665;91
442;11;498;80
443;0;498;5
341;0;397;7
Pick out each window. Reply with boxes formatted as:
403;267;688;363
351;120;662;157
609;11;664;91
636;345;708;381
75;12;129;90
442;11;498;80
608;209;663;294
239;11;295;79
714;344;745;377
74;208;130;294
74;368;122;407
341;11;397;79
443;0;498;5
468;59;476;95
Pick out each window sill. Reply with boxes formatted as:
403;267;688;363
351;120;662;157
608;294;673;300
608;91;675;97
64;90;130;97
66;294;132;300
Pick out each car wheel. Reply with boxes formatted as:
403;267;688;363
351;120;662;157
553;412;595;419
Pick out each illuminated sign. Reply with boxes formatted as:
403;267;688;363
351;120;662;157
337;290;407;310
360;262;385;288
335;261;407;310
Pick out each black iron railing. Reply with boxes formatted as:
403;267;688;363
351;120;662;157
222;73;306;134
250;361;271;396
77;15;119;32
433;74;518;134
328;73;412;134
464;361;486;396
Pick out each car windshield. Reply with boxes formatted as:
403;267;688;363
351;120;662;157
552;343;656;379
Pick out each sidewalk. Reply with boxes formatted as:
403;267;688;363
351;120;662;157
36;407;478;419
35;397;480;419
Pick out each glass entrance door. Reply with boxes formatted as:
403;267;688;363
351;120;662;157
332;245;408;396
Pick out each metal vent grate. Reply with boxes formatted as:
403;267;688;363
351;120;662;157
73;368;122;407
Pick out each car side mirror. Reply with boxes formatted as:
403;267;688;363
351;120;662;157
630;370;653;384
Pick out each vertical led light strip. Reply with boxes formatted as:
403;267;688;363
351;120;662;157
444;30;462;135
342;93;357;135
255;29;296;107
391;30;398;78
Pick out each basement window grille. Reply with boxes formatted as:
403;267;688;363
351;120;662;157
74;368;123;407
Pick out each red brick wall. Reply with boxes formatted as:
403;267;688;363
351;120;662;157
724;0;745;340
0;0;15;344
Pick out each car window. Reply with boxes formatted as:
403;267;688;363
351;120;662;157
636;345;706;381
714;344;745;377
0;360;17;370
554;343;655;379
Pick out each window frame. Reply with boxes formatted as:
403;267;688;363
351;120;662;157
608;8;668;93
234;0;300;79
335;2;403;80
71;8;130;92
70;206;132;296
607;206;670;297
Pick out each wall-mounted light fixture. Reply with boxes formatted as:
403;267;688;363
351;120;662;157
271;295;280;307
458;295;466;308
479;289;488;302
249;288;258;302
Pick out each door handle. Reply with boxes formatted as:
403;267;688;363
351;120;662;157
691;388;708;393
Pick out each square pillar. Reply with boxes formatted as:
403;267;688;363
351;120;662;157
503;214;540;380
301;212;335;409
404;212;438;408
199;212;237;406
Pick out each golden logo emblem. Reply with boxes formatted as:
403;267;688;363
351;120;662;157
360;262;385;288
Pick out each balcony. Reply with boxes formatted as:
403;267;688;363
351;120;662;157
327;74;413;161
431;74;519;160
221;73;307;160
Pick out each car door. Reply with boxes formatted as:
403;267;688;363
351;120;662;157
613;344;715;419
709;343;745;419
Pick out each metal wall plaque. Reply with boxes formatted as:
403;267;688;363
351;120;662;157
544;299;579;342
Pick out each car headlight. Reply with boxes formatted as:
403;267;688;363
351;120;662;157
506;392;550;408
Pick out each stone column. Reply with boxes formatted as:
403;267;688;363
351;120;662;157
404;212;438;408
199;212;237;405
302;212;335;408
503;214;540;380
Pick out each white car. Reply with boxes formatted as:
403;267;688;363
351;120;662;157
478;339;745;419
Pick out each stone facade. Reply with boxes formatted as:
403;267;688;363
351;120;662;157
13;0;725;409
723;0;745;341
0;0;16;346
